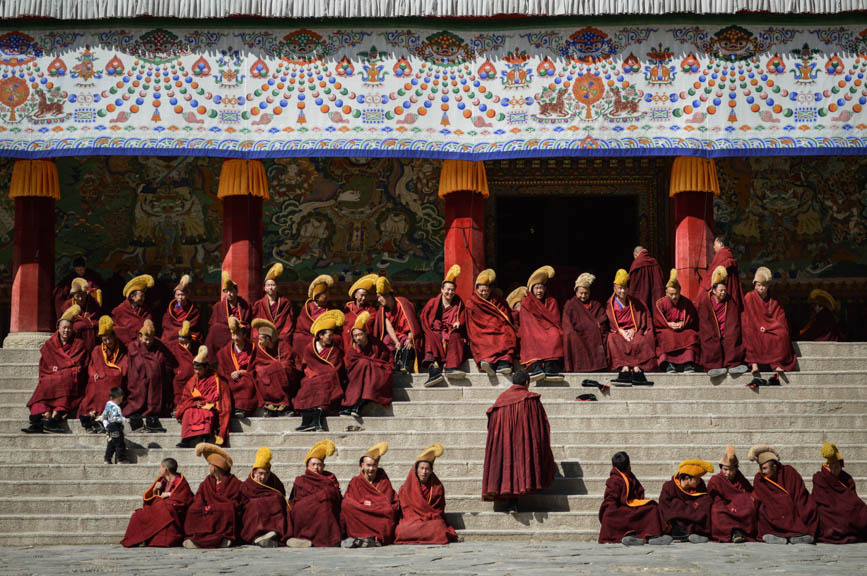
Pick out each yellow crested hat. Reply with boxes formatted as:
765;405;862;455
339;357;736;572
310;309;345;335
375;276;394;296
228;316;245;334
822;442;842;464
265;262;283;283
92;289;103;308
123;274;154;299
808;289;837;312
352;310;371;333
753;266;772;284
174;274;192;294
416;442;443;464
196;442;232;471
613;269;629;287
138;319;156;337
97;315;114;337
575;273;595;290
348;273;378;298
70;277;89;295
443;264;461;286
193;345;210;365
666;269;680;290
221;271;237;292
308;274;334;299
253;446;272;470
678;459;714;478
475;269;496;286
251;318;277;339
178;320;192;339
720;445;739;467
711;265;727;287
507;286;527;309
363;441;388;463
306;439;336;463
748;444;780;466
527;265;555;290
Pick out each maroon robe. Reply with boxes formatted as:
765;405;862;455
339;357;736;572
80;343;128;417
605;295;657;371
170;342;195;411
518;294;564;365
250;341;295;411
659;477;712;537
653;296;700;365
54;269;102;320
205;297;252;358
343;301;377;348
111;299;153;347
289;470;343;547
420;295;467;370
701;247;744;310
252;295;295;346
697;291;745;370
27;332;88;416
742;291;797;371
799;307;843;342
466;293;517;367
812;466;867;544
176;373;231;444
482;384;555;500
121;474;194;547
753;464;819;538
628;251;666;315
395;464;458;545
344;335;393;408
598;468;664;543
341;469;399;545
161;301;202;348
708;471;757;542
370;296;423;371
183;473;247;548
562;297;609;372
217;341;258;413
295;340;345;412
291;300;330;372
60;296;101;352
124;339;174;418
240;472;290;544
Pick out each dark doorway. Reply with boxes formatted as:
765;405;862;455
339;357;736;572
496;195;639;306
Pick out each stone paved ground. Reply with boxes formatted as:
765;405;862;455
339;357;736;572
2;542;866;575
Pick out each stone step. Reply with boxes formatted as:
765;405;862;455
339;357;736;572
796;357;867;370
0;349;42;363
794;342;867;357
0;532;125;547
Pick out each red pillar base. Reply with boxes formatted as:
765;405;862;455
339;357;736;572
673;191;715;302
10;197;55;335
221;195;263;305
444;190;485;302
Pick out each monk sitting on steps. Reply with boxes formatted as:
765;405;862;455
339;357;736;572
121;457;193;548
466;268;517;376
241;447;290;548
812;442;867;544
395;443;460;545
61;277;102;352
371;276;422;374
606;269;656;385
652;270;699;373
598;451;670;546
217;317;257;418
112;274;154;347
697;266;748;379
79;316;128;434
175;346;231;449
799;289;844;342
708;446;756;543
250;318;295;417
507;287;527;333
659;459;714;543
288;440;341;548
562;273;609;373
295;310;346;432
420;265;468;386
519;266;564;382
124;319;173;433
342;311;394;417
341;442;400;548
742;267;797;387
183;443;246;548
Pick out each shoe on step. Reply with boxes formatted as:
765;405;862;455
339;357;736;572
286;538;312;548
688;534;709;544
729;364;749;375
182;539;199;549
707;367;727;378
762;534;787;545
788;535;814;545
621;535;645;546
647;535;672;545
480;361;496;376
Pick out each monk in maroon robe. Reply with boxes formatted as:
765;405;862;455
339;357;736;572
22;305;88;434
124;320;174;432
506;287;527;337
60;277;102;352
205;272;252;357
250;318;295;416
812;442;867;544
562;273;609;373
371;276;423;374
343;273;378;348
697;265;748;378
748;444;818;544
598;451;668;545
342;311;393;416
53;257;102;320
112;274;154;347
295;310;345;432
708;446;756;543
121;458;193;547
184;443;247;548
607;269;656;383
79;316;128;433
742;268;797;383
241;447;290;547
628;246;666;316
161;274;201;349
466;269;517;376
395;443;459;545
701;235;744;310
658;459;714;542
292;274;335;372
519;266;564;381
289;440;342;547
420;265;468;385
216;317;258;416
341;442;399;547
653;270;700;373
482;368;555;512
175;347;231;448
252;263;295;346
170;320;196;413
800;290;844;341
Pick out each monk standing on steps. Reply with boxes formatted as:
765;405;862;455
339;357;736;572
519;266;564;382
742;267;797;387
701;234;744;310
371;276;422;374
482;368;555;514
598;451;670;546
161;274;201;348
252;263;295;346
121;457;193;547
288;440;341;548
652;270;700;373
748;444;818;545
466;268;517;376
112;274;154;347
420;265;468;386
79;316;128;434
124;319;173;433
562;273;609;373
22;304;88;434
799;289;844;342
175;346;231;448
627;246;666;316
606;269;656;385
395;443;460;545
241;446;290;548
697;266;748;379
183;443;247;548
205;272;252;356
659;459;714;543
342;311;394;417
811;442;867;543
708;446;756;543
341;442;400;548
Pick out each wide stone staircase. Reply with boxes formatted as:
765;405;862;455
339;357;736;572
0;341;864;545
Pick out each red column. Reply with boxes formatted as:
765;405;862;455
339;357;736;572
221;195;263;305
673;191;714;301
10;196;55;333
444;190;485;302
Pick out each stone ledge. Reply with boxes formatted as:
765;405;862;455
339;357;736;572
2;332;51;349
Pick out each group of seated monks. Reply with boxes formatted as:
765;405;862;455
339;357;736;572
121;440;459;549
599;442;867;545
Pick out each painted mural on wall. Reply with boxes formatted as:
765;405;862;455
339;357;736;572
0;22;864;159
715;156;867;278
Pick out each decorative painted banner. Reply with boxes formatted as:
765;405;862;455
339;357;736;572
0;21;866;159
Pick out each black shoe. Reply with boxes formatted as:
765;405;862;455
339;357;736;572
631;371;653;386
424;366;445;387
175;440;189;448
663;362;676;373
42;417;66;434
21;415;43;434
683;363;697;373
339;408;353;417
79;416;94;431
766;375;782;386
128;414;144;431
145;417;166;433
611;371;633;386
731;531;746;544
528;362;545;382
576;393;597;401
495;361;513;375
232;409;247;419
543;361;564;381
89;423;104;434
746;376;766;389
350;404;363;418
